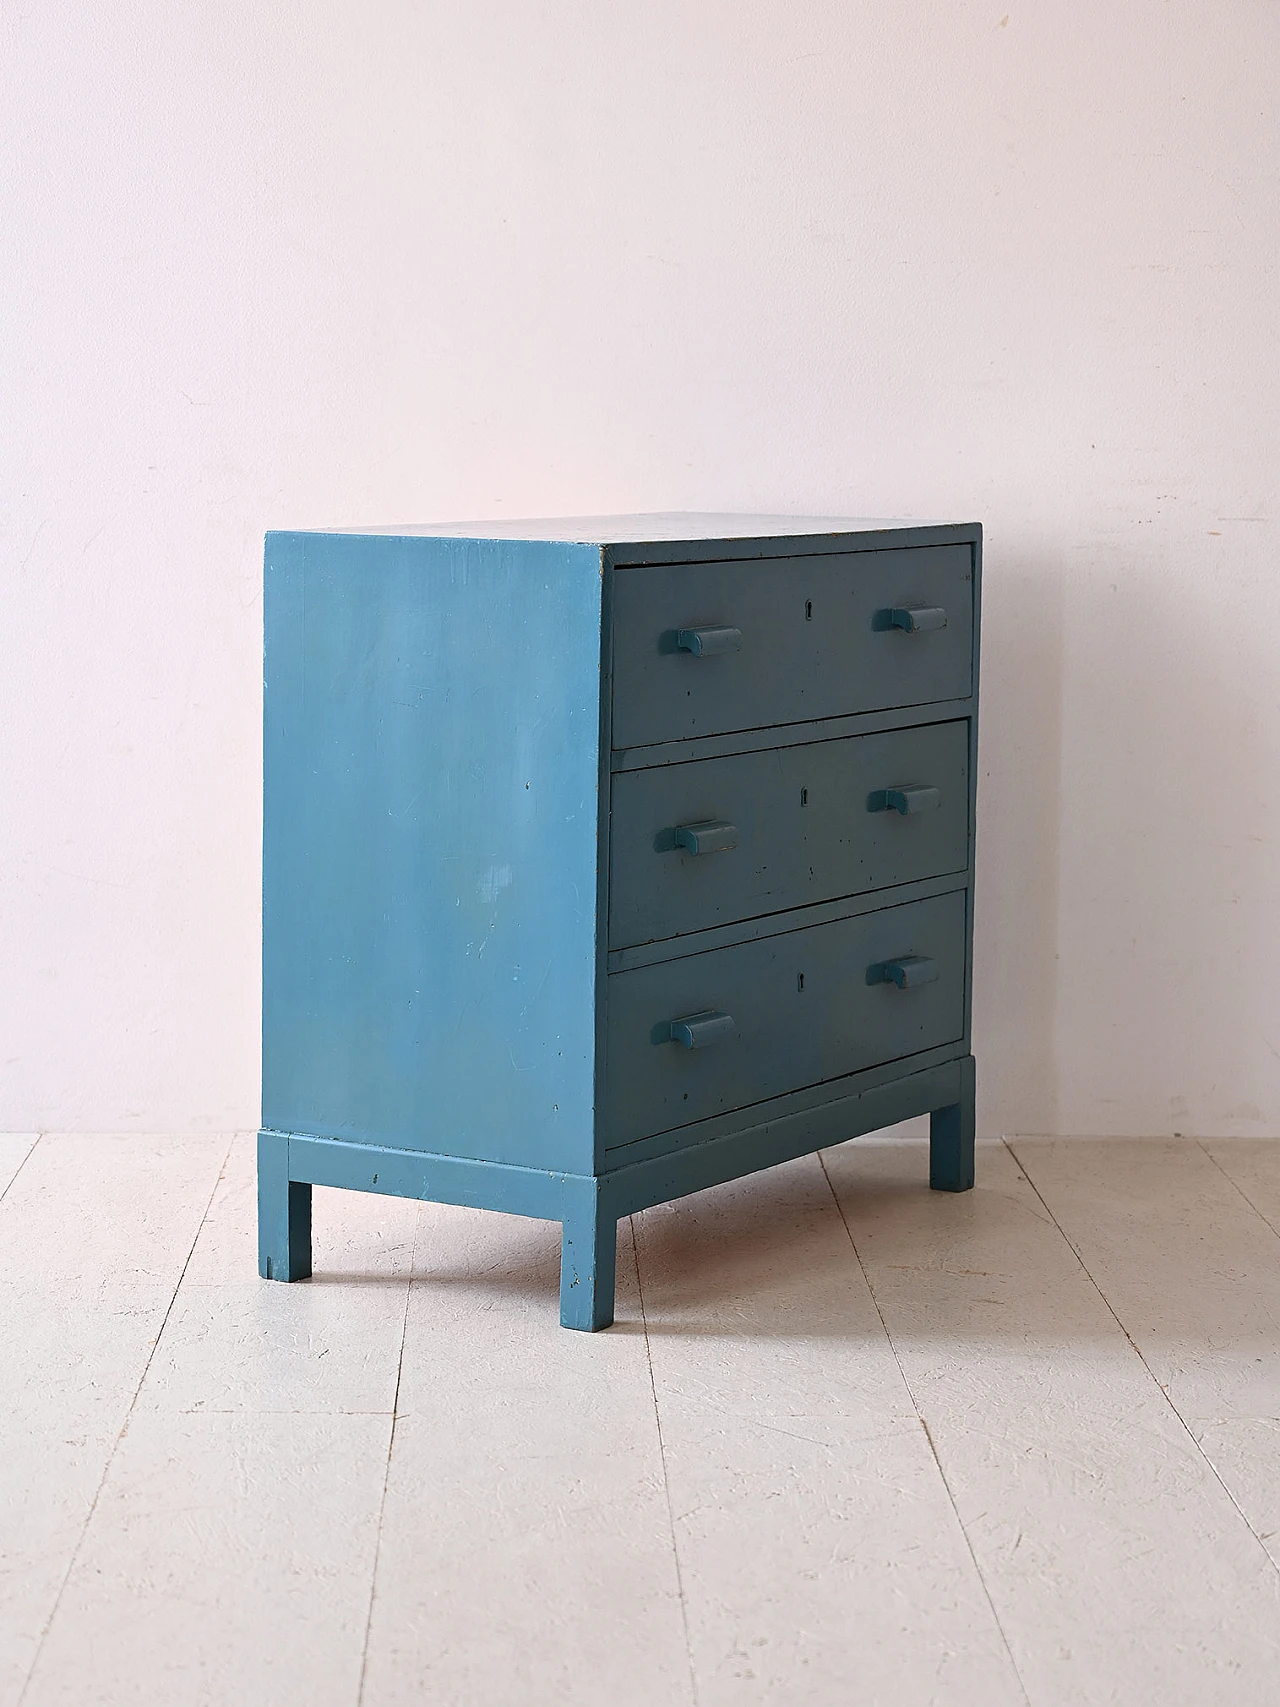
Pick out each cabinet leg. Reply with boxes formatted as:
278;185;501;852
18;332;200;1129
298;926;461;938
257;1130;312;1281
930;1055;976;1193
559;1182;617;1331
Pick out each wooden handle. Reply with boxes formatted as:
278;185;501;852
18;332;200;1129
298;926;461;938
882;606;947;634
667;1010;736;1048
676;626;742;657
866;786;942;815
866;956;938;990
673;820;739;855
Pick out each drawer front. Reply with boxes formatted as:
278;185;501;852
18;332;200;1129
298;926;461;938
611;545;973;749
609;721;970;949
602;890;966;1149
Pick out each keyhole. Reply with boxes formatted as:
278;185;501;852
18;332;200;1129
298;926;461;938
800;787;809;807
805;599;813;621
797;972;805;992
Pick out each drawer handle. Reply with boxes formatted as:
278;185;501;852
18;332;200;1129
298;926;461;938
674;819;738;855
866;955;938;989
666;1009;735;1049
676;625;742;657
867;786;942;815
882;606;947;633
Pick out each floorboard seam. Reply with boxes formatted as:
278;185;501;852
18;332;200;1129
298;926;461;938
0;1132;42;1205
1196;1139;1280;1245
1007;1137;1280;1580
632;1214;700;1707
355;1203;419;1707
15;1132;236;1707
817;1150;1033;1707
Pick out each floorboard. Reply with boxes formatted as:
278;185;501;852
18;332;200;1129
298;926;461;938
0;1134;228;1706
1013;1136;1280;1580
633;1154;1026;1707
0;1135;38;1200
5;1133;1280;1706
360;1204;692;1707
824;1136;1280;1707
20;1136;418;1707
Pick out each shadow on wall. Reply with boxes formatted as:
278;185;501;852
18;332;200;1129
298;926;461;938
975;534;1280;1139
972;553;1064;1138
1053;548;1279;1137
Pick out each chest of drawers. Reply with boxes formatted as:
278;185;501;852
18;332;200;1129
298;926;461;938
258;515;981;1329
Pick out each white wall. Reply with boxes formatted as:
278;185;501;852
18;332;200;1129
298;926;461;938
3;1;1277;1137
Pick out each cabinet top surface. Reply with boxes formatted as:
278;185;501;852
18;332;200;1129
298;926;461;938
269;512;981;549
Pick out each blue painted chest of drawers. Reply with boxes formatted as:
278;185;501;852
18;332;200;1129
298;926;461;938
259;515;981;1328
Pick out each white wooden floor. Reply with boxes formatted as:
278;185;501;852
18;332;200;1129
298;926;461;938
3;1132;1279;1706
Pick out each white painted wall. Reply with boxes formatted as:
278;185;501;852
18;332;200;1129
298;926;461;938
3;1;1277;1137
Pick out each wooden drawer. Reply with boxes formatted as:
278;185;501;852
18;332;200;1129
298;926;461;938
609;720;970;949
602;890;966;1149
610;545;973;749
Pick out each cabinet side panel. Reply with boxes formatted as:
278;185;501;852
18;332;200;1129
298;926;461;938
263;533;602;1172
